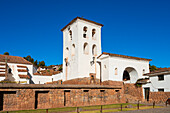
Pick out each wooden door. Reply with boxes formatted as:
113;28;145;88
64;91;70;106
144;88;150;101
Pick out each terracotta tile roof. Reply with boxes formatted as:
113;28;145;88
33;71;61;76
53;71;62;74
61;17;103;31
0;70;5;72
17;69;28;72
136;78;149;84
97;52;152;61
0;67;5;69
0;74;5;77
0;63;5;65
17;65;27;68
144;68;170;76
0;55;32;65
18;74;30;79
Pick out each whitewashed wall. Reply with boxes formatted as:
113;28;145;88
62;19;102;81
99;56;150;83
32;73;63;84
0;62;32;83
142;74;170;92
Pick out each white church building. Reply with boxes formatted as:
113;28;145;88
0;17;152;85
61;17;151;83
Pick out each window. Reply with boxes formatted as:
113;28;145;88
69;30;72;40
115;68;118;75
83;26;87;38
8;68;12;74
143;69;145;74
83;43;89;54
65;47;69;57
92;44;97;56
92;29;96;39
72;44;75;56
158;89;164;92
158;75;164;81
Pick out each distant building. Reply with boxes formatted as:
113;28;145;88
0;54;33;84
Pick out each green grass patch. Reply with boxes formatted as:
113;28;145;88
0;104;163;113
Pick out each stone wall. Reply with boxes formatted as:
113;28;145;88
0;84;124;111
149;92;170;104
123;83;143;101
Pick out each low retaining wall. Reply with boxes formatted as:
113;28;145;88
0;84;124;111
149;92;170;103
123;83;143;100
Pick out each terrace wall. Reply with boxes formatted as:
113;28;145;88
0;84;124;111
149;92;170;104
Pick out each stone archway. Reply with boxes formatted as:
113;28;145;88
123;67;138;83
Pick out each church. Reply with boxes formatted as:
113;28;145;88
61;17;151;83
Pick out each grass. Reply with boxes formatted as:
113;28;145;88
0;103;163;113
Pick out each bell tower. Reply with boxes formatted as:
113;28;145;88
61;17;103;81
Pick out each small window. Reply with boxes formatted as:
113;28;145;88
158;75;164;81
115;68;118;75
83;43;89;54
83;90;89;92
72;44;75;56
100;90;105;92
69;30;72;40
115;90;119;92
104;65;106;68
143;69;145;74
83;26;87;38
92;29;96;39
92;44;97;56
65;47;69;57
158;89;164;92
8;68;12;74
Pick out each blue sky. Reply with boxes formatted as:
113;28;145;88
0;0;170;67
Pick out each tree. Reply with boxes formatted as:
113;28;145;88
38;61;45;67
4;52;9;55
149;64;158;72
23;55;46;68
33;60;38;66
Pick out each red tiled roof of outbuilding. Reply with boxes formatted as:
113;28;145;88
0;54;32;65
97;52;152;61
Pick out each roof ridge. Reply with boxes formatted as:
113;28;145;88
61;17;103;31
98;52;152;61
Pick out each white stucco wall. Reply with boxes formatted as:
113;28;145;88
62;19;102;81
143;74;170;92
0;62;33;83
32;73;63;84
99;56;150;83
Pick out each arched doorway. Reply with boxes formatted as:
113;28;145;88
123;67;138;83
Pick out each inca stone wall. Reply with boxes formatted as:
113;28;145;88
0;84;124;111
149;92;170;103
123;83;143;100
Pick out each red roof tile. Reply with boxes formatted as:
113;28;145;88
17;65;27;68
0;74;5;77
18;74;30;79
61;17;103;31
98;52;152;61
0;55;32;65
18;69;27;72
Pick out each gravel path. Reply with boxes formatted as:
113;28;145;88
112;106;170;113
